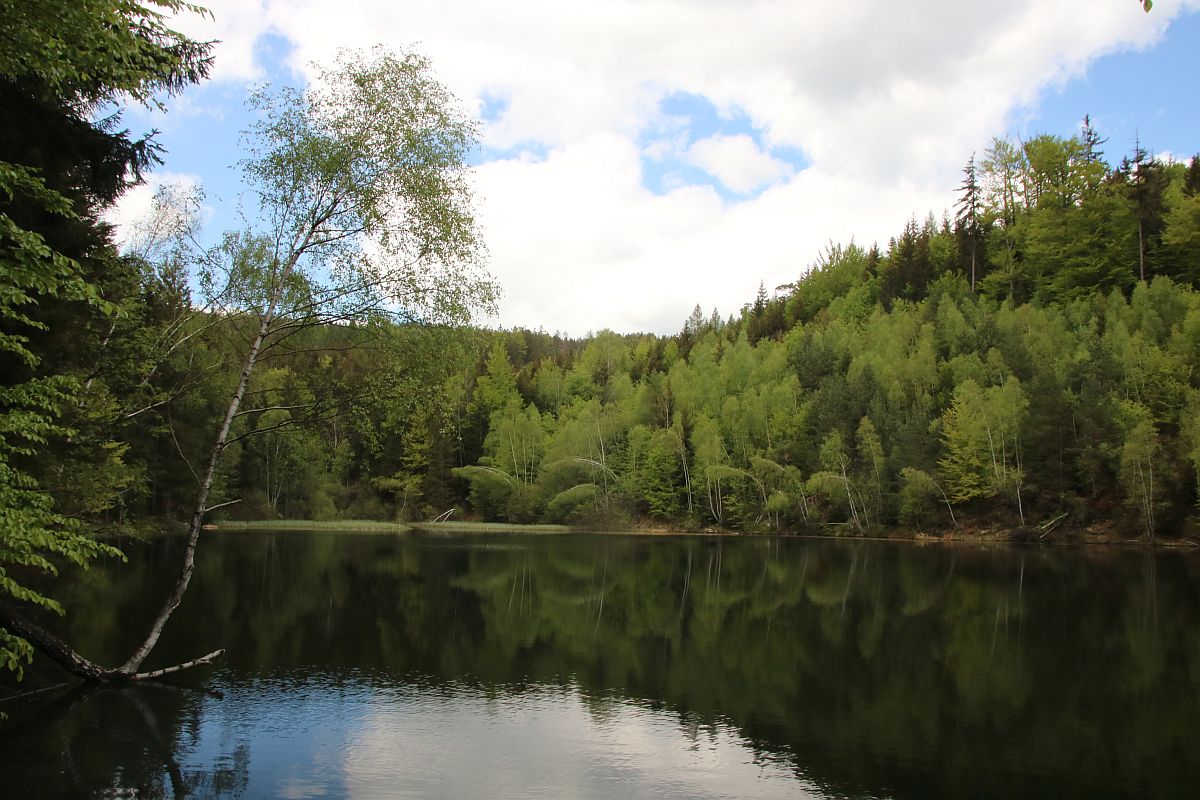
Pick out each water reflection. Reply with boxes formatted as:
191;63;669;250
0;682;249;798
2;532;1199;798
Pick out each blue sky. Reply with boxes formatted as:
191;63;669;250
638;93;810;199
111;0;1200;336
1020;9;1200;163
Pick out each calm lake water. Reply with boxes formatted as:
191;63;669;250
2;531;1199;798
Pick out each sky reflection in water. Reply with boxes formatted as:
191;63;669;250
2;531;1198;798
179;676;817;799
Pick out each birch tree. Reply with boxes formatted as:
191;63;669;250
120;46;495;676
1117;401;1159;541
939;377;1028;524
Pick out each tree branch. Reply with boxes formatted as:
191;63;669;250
131;649;225;681
0;604;228;684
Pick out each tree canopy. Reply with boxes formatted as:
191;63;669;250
0;0;212;677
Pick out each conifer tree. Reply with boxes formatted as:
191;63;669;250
0;0;213;680
1122;138;1170;281
955;154;984;291
1183;154;1200;198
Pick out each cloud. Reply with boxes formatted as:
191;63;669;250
104;172;207;253
166;0;280;82
152;0;1200;334
473;136;943;335
686;134;791;195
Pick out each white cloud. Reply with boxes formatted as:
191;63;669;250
154;0;1200;334
167;0;281;82
104;172;207;253
686;134;791;195
473;137;942;335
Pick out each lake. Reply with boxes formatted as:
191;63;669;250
2;531;1198;798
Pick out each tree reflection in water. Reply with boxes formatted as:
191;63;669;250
2;531;1198;799
1;681;248;798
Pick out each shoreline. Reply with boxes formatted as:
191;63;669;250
203;518;1200;549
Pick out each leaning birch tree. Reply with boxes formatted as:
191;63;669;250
119;46;497;676
9;45;495;682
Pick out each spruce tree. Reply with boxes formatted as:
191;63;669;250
1183;154;1200;198
955;154;984;290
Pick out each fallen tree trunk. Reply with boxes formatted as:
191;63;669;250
0;604;111;681
130;649;225;681
0;603;223;683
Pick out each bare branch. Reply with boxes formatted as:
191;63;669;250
131;649;226;681
168;410;201;487
201;498;242;514
123;397;172;421
232;403;314;418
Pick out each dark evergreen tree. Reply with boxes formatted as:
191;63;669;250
1080;115;1107;163
1183;154;1200;198
1120;139;1171;281
1079;114;1110;194
955;153;985;290
0;0;213;679
881;218;934;304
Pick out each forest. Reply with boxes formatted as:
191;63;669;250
5;0;1200;682
174;131;1200;544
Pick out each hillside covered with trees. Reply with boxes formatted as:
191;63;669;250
438;130;1200;541
142;128;1200;542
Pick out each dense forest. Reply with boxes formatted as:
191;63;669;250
200;130;1200;543
37;129;1200;543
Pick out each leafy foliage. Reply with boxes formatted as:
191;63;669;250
0;0;210;676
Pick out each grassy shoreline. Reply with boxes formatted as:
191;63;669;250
212;519;571;534
213;519;413;533
206;518;1200;548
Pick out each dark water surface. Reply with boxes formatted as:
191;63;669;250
2;531;1199;798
